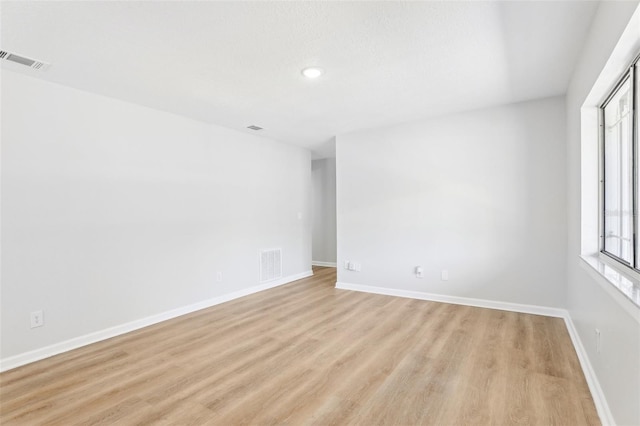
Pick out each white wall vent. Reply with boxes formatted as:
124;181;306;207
260;248;282;282
0;50;50;71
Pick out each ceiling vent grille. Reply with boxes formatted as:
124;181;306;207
260;249;282;283
0;50;50;71
247;125;263;131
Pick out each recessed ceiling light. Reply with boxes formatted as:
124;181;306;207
301;67;324;79
247;125;263;131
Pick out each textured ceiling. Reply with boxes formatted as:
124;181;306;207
1;1;599;157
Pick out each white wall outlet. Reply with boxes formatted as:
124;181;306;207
415;266;424;278
30;310;44;328
345;261;360;271
216;271;223;282
595;328;601;353
441;269;449;281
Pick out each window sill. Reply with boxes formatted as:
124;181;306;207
580;254;640;316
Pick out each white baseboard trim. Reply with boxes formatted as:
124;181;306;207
335;280;614;425
312;261;337;267
0;270;313;372
335;281;566;317
563;316;616;426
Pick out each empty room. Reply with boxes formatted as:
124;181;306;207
1;1;639;425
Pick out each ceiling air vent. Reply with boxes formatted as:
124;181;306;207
247;125;263;131
0;50;50;71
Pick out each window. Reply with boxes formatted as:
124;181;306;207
601;54;639;269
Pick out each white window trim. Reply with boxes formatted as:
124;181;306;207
598;59;638;269
581;254;640;320
580;8;640;313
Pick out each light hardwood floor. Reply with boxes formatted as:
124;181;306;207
1;267;599;425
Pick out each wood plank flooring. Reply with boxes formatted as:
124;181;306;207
0;267;599;425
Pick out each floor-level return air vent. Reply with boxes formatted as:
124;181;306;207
260;248;282;283
0;50;50;71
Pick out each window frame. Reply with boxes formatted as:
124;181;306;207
599;53;640;272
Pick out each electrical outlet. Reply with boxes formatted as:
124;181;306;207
30;310;44;328
347;262;361;271
595;328;601;353
441;270;449;281
415;266;424;278
216;271;223;282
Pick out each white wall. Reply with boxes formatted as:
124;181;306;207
311;158;337;265
336;96;566;308
566;2;640;425
1;70;311;361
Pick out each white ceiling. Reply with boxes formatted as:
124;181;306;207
1;1;599;158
